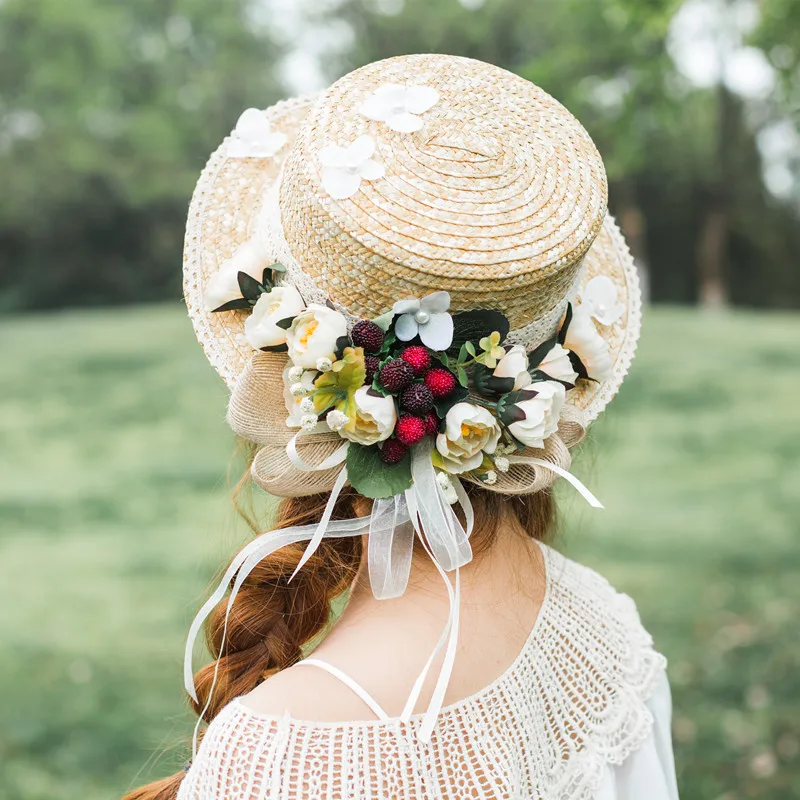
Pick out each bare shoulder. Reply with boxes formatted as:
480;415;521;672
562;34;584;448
241;661;377;722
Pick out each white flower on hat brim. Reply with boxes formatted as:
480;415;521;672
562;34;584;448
228;107;287;159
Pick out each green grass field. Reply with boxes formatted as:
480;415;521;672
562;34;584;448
1;304;799;799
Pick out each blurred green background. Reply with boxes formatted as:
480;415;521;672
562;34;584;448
1;0;799;798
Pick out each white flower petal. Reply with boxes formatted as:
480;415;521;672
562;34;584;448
392;298;420;315
228;109;286;158
358;158;385;181
405;85;439;114
359;93;393;121
394;313;419;341
234;108;268;139
345;135;376;165
321;167;362;200
318;144;347;168
582;276;625;325
419;312;454;351
420;290;451;314
387;112;424;133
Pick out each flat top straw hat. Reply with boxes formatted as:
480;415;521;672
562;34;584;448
183;53;640;500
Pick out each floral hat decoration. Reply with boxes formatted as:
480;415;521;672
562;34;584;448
183;54;641;746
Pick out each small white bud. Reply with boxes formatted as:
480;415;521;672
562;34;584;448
316;356;333;373
484;470;498;485
326;410;350;431
494;456;510;473
288;365;304;382
290;382;309;398
300;414;318;431
300;397;315;412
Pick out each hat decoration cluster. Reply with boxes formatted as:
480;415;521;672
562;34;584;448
205;263;622;501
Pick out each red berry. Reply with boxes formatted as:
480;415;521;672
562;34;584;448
422;411;440;437
351;320;384;353
424;367;457;398
395;414;427;446
380;438;408;465
400;383;434;414
364;355;380;384
379;359;415;392
400;345;431;376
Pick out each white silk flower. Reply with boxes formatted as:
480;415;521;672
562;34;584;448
319;136;385;200
227;108;287;159
359;83;440;133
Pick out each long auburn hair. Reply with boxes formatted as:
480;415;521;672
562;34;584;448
125;451;555;800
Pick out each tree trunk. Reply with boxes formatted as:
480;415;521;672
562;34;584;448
697;81;735;308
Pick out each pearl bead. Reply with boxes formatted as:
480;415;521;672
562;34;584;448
414;309;430;324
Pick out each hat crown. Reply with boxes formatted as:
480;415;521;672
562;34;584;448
279;54;608;328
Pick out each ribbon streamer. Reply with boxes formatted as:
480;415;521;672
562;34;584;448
507;455;604;509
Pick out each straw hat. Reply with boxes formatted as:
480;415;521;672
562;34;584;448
183;54;640;499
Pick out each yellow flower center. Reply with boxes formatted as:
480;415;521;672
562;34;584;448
461;423;480;439
299;319;318;346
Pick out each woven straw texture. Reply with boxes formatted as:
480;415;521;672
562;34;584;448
281;55;607;328
182;54;642;498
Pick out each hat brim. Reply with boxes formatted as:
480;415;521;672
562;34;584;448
184;93;641;443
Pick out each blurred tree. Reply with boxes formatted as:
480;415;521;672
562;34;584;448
312;0;800;309
0;0;283;310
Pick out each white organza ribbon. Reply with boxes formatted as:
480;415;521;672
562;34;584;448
286;430;349;472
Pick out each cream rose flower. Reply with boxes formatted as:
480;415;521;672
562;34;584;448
203;239;269;311
493;344;532;390
436;402;501;474
338;386;397;445
283;366;317;427
498;381;565;449
286;303;348;369
244;286;305;350
536;342;578;385
563;305;613;382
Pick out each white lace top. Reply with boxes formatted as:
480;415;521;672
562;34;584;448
178;545;679;800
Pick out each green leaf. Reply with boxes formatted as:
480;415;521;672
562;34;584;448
529;369;575;390
346;443;412;499
380;328;396;354
567;350;596;382
334;335;352;357
433;382;468;418
526;333;558;371
238;271;266;303
473;363;515;396
259;343;288;353
456;366;468;387
260;268;275;290
448;310;510;355
458;342;469;364
270;261;286;273
438;351;450;368
465;340;476;357
274;316;295;330
211;297;253;312
372;310;395;332
557;303;573;345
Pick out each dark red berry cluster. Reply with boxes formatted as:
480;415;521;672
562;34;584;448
378;346;457;463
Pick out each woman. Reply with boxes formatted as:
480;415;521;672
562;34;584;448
129;54;678;799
